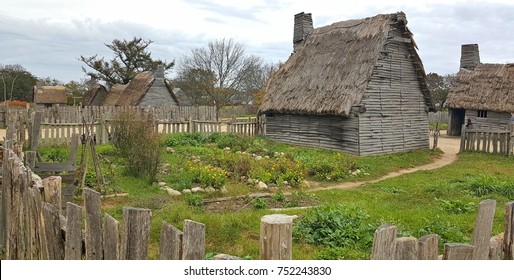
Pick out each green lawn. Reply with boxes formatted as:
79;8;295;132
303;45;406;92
38;134;514;260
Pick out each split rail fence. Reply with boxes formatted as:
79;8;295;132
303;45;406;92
460;124;514;156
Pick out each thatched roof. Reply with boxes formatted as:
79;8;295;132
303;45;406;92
33;86;68;104
115;71;154;106
446;63;514;112
82;84;108;106
259;12;431;116
103;84;127;106
172;88;193;106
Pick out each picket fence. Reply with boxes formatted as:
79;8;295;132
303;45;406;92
460;124;514;156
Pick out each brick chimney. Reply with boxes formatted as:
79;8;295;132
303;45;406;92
293;12;313;52
460;44;480;70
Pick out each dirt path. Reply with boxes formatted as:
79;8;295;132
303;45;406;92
306;134;461;192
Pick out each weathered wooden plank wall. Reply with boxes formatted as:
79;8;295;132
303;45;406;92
359;28;430;155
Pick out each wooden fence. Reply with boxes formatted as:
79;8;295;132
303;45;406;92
371;199;514;260
428;111;448;125
460;124;513;156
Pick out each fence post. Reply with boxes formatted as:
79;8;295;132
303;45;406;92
84;187;103;260
103;213;121;260
505;202;514;260
159;221;183;260
394;236;419;260
42;176;62;212
259;214;295;260
471;199;496;259
41;202;64;260
371;224;397;260
120;206;151;260
443;243;474;260
65;202;83;260
182;219;205;260
418;234;439;260
460;124;466;152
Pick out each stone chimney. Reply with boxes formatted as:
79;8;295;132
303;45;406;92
460;44;480;70
293;12;313;52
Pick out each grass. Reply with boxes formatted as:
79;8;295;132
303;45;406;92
37;134;514;259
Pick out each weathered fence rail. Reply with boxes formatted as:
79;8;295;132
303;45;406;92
460;124;513;156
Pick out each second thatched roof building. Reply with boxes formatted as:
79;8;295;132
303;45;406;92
259;12;433;155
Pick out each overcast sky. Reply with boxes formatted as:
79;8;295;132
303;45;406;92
1;0;513;83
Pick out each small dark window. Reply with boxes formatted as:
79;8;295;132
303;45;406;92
266;113;275;118
477;110;488;118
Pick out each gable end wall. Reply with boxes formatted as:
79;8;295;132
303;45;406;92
358;29;429;155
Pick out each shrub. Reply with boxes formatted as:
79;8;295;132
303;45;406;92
164;133;208;147
293;205;375;250
417;216;467;246
186;194;204;208
110;110;161;181
253;198;268;210
208;132;249;151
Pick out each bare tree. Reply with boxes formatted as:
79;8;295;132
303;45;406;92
177;38;265;109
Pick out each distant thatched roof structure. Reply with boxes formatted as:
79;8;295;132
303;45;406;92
103;84;127;106
259;12;432;116
82;84;108;106
115;71;154;106
446;63;514;113
33;86;68;104
172;88;193;106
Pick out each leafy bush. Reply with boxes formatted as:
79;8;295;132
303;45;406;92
249;157;305;187
207;132;249;151
417;216;467;246
293;205;375;250
110;110;161;181
40;147;68;162
253;198;268;210
186;194;204;208
164;132;208;147
296;152;359;181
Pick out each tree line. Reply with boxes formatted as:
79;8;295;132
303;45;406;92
2;36;453;111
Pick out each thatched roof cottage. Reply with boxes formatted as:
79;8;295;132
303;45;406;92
446;44;514;135
33;85;68;108
259;12;433;155
82;83;108;106
95;66;191;107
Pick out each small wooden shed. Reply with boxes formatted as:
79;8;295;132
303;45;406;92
446;44;514;135
259;12;434;155
33;85;68;108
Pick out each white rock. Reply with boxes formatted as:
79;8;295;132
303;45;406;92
224;147;231;151
158;182;167;187
254;155;263;160
220;186;228;193
166;188;182;196
191;187;205;193
166;147;175;153
182;189;192;194
205;187;216;193
257;181;269;190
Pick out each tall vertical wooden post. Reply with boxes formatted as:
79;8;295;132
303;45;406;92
182;220;205;260
505;202;514;260
260;214;295;260
84;188;103;260
371;224;397;260
120;206;151;260
471;199;496;259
